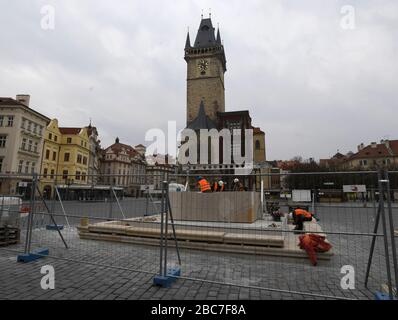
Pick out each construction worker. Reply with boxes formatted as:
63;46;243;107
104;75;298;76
290;208;313;233
218;180;225;192
196;176;212;193
212;179;219;192
232;178;244;191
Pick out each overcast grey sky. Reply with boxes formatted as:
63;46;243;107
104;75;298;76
0;0;397;160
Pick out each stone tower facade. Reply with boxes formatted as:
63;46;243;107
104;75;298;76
185;17;227;125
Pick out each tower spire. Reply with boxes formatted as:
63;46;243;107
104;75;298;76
185;30;191;48
216;25;221;45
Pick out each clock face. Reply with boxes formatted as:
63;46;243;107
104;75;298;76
197;59;209;72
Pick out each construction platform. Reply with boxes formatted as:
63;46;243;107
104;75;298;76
78;215;334;260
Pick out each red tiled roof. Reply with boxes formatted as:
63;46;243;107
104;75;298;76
59;127;82;135
349;140;398;160
106;142;138;157
253;127;265;134
0;97;25;106
0;97;50;122
87;126;98;136
390;140;398;154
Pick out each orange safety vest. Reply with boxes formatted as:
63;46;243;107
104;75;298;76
199;179;211;192
213;182;218;192
294;209;312;219
219;184;225;192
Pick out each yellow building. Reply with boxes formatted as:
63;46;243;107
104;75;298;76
40;119;90;198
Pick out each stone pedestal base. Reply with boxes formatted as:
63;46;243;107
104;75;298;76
169;191;262;223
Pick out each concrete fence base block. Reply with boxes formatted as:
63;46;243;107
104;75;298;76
17;248;49;263
153;266;181;288
46;224;64;231
375;291;397;300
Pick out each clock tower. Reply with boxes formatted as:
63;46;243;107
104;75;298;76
185;16;227;126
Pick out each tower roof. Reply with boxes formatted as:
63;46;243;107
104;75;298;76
194;18;217;48
216;27;221;45
185;31;191;48
187;101;217;130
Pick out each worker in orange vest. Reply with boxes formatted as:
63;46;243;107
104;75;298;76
290;208;313;233
196;176;212;193
212;179;219;192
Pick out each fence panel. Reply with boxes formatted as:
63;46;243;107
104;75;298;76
1;171;397;300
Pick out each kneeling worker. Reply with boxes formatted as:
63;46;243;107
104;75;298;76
196;176;212;193
290;208;313;233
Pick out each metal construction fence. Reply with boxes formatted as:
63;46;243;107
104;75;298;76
0;170;397;300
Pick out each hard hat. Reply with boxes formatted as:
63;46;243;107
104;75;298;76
196;176;202;181
218;180;224;186
234;178;239;183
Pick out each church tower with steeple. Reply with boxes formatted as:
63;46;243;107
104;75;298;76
185;15;227;126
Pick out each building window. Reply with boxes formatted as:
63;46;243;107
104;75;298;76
33;124;37;134
43;168;48;178
83;156;87;165
0;116;3;127
31;162;35;173
25;161;30;174
22;138;27;150
28;140;33;152
67;138;72;144
45;149;50;160
21;119;26;129
7;116;14;127
18;160;23;173
75;171;81;180
62;170;68;180
0;135;7;148
49;133;52;140
77;154;82;164
28;122;32;131
64;153;70;162
50;169;55;179
52;151;57;161
34;142;38;153
0;158;3;172
255;140;261;150
82;172;86;182
54;135;57;142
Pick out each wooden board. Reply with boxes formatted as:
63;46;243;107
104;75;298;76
78;230;332;260
0;226;20;246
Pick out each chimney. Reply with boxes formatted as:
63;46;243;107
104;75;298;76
357;143;365;151
371;142;377;148
382;139;390;148
16;94;30;107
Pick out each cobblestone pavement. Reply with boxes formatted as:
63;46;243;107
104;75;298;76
0;202;396;300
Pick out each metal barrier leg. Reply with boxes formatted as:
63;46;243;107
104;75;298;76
163;181;169;278
365;198;381;288
384;169;398;296
18;174;49;263
377;170;394;299
153;180;180;287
